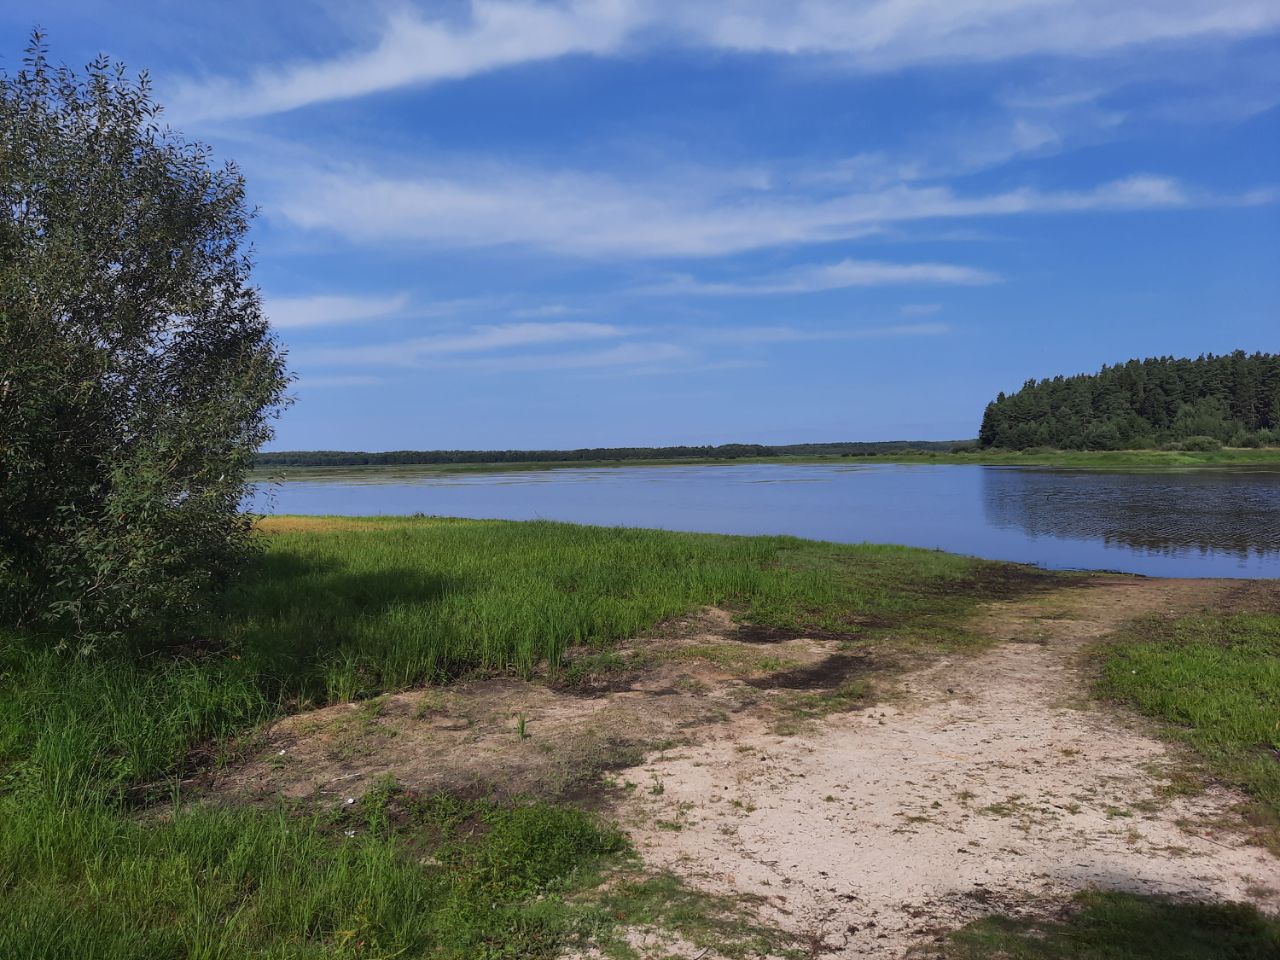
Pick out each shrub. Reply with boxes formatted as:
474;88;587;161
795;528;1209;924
0;36;289;652
1178;436;1223;452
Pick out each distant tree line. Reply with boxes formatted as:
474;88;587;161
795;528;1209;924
978;352;1280;451
255;440;965;468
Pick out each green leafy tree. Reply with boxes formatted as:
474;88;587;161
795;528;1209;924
0;36;290;652
979;352;1280;450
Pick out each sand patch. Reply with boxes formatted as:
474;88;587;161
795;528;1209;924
203;577;1279;958
613;578;1279;957
205;606;877;807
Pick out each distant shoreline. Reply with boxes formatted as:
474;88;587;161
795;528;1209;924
252;447;1280;480
253;440;965;471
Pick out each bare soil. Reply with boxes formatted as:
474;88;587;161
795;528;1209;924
207;606;870;806
616;578;1279;957
208;577;1280;958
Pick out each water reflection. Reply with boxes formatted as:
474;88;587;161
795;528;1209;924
982;468;1280;559
253;463;1280;578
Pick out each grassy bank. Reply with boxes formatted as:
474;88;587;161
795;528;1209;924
1097;599;1280;839
0;517;1051;958
873;447;1280;468
254;447;1280;481
925;890;1280;959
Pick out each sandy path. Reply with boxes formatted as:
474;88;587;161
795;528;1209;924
615;578;1280;957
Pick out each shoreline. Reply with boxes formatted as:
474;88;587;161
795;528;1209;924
6;514;1277;956
250;515;1280;582
253;447;1280;481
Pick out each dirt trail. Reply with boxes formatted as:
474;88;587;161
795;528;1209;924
212;577;1279;958
614;578;1279;957
207;606;857;806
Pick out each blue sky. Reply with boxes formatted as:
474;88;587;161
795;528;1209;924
7;2;1279;449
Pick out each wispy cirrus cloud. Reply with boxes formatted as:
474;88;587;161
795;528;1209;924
900;303;944;317
293;320;626;367
289;314;951;379
509;303;587;319
264;292;410;329
648;259;998;296
689;1;1280;61
698;322;949;344
293;320;692;376
167;1;1280;122
296;374;385;388
167;2;641;123
447;341;689;373
270;165;1245;259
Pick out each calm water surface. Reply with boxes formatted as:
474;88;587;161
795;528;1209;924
252;464;1280;578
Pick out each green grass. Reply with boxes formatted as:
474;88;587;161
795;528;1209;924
588;872;800;959
1097;608;1280;831
228;516;1040;703
925;890;1280;959
872;447;1280;468
0;781;629;960
0;516;1047;958
771;680;871;735
254;446;1280;481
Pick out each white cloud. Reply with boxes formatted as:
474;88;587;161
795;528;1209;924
296;374;385;388
699;322;949;344
272;165;1218;258
900;303;943;317
650;259;998;296
265;292;409;329
294;320;625;367
169;1;1280;121
168;2;643;122
799;89;1126;194
685;1;1280;62
510;303;586;318
288;315;944;377
450;341;689;372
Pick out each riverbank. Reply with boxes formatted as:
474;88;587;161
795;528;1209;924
1;518;1275;957
616;575;1279;957
253;447;1280;481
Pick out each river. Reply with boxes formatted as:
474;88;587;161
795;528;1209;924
251;463;1280;578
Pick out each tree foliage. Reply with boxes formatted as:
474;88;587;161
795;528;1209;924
0;36;289;651
978;352;1280;450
